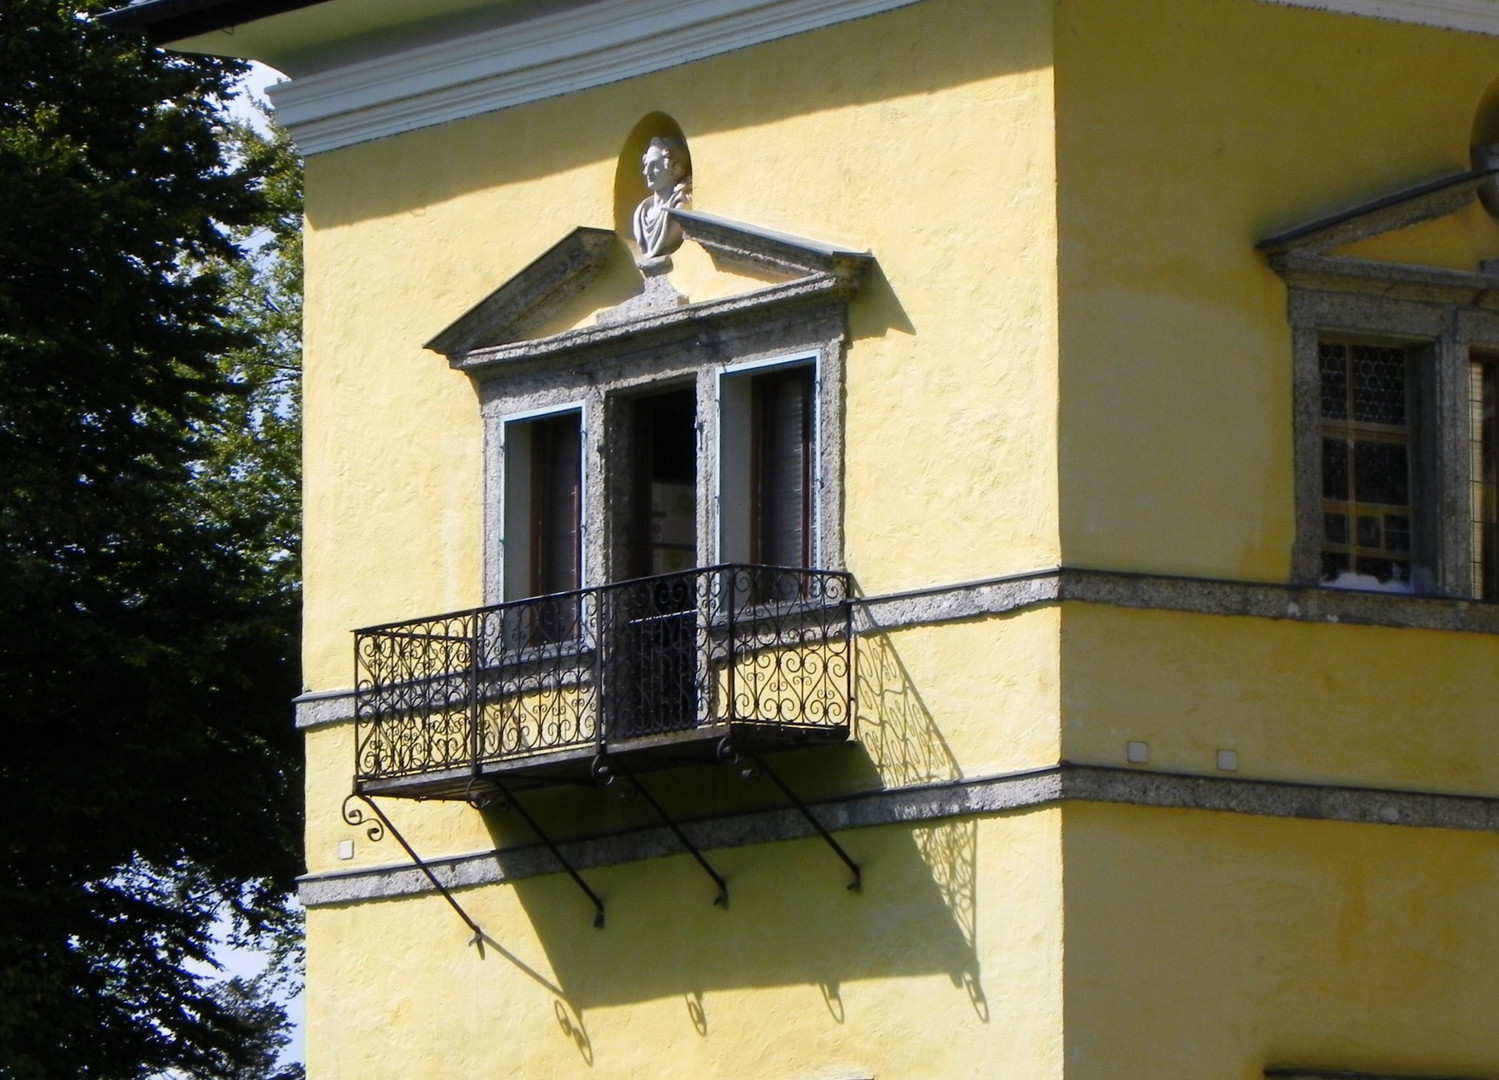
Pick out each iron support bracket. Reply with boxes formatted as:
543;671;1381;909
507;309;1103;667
741;749;861;892
342;792;486;950
489;780;606;929
605;757;728;908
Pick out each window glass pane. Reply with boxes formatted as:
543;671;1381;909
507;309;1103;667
1349;344;1407;425
1384;514;1410;554
1320;343;1348;420
1352;440;1409;506
1321;437;1348;501
532;414;581;596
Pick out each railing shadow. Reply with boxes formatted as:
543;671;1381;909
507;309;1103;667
857;627;985;1018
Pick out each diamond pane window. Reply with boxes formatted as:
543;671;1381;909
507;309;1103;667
1319;342;1414;589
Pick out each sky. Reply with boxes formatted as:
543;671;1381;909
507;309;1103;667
230;60;288;131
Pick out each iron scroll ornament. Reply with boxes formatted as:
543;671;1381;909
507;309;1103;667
340;791;485;948
341;791;385;843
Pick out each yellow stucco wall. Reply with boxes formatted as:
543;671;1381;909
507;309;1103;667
1064;802;1499;1079
1054;0;1499;580
306;810;1062;1080
293;0;1499;1075
301;0;1061;693
1059;604;1499;796
299;6;1068;1068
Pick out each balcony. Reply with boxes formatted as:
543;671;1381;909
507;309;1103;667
353;565;855;800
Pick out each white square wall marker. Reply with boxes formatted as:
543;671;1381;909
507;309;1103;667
1216;749;1239;772
1126;740;1148;764
338;839;355;860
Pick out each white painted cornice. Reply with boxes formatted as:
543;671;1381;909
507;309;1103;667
1265;0;1499;35
267;0;928;154
265;0;1499;156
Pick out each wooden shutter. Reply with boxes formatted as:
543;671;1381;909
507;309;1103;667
531;413;581;596
753;367;812;568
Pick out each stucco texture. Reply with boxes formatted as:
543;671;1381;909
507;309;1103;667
300;0;1060;691
1054;0;1499;579
306;809;1062;1080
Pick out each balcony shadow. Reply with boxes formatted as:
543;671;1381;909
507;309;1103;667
453;624;990;1049
855;628;984;1017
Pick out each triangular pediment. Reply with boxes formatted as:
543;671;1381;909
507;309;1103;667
424;227;618;357
425;210;872;369
1258;164;1499;301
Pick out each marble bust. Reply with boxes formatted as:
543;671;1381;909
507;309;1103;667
631;137;692;259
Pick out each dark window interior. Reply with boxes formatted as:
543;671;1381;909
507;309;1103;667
628;388;697;579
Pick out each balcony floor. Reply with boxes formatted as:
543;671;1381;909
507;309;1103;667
355;719;851;801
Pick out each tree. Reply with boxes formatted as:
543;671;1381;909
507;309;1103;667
0;4;303;1077
200;108;302;605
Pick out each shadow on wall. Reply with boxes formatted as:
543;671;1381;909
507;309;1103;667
451;628;992;1059
303;0;1053;230
858;629;983;1012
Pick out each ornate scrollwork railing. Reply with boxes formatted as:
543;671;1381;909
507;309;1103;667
353;565;854;785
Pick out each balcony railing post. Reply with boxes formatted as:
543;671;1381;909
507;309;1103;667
469;612;482;779
592;587;606;754
725;567;737;724
843;576;855;741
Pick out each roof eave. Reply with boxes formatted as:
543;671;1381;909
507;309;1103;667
95;0;329;45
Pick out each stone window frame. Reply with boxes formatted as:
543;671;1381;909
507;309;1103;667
1288;283;1499;596
496;399;590;601
1259;165;1499;598
425;212;870;607
479;311;849;605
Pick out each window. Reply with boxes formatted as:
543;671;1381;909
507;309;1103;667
752;365;814;568
491;348;834;612
1317;341;1417;589
624;387;697;579
443;212;859;609
1471;350;1499;598
1261;168;1499;599
718;359;816;571
502;408;584;644
1280;281;1499;598
503;409;583;600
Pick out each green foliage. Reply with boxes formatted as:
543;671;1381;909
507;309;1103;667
0;3;303;1078
200;109;303;601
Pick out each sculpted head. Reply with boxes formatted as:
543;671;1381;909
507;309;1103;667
641;138;690;195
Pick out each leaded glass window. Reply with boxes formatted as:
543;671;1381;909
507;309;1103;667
1319;341;1414;589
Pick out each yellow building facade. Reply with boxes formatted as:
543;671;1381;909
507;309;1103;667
110;0;1499;1075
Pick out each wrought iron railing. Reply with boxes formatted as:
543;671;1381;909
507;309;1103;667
353;565;854;787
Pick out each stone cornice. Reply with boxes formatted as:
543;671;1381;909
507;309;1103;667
262;0;1499;156
426;211;871;372
450;271;856;375
1265;0;1499;37
298;763;1499;907
297;566;1499;730
424;227;617;357
1257;168;1491;256
1267;251;1499;306
266;0;931;155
